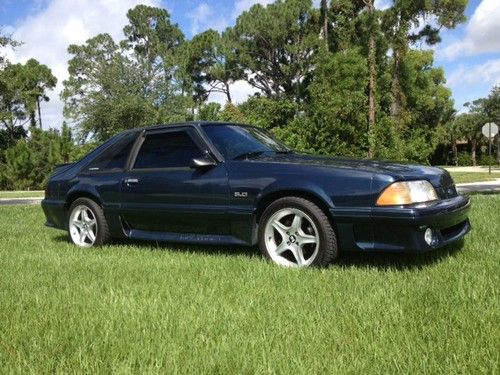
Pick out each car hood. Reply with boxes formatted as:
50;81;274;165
251;153;453;186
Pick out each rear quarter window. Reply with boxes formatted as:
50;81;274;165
86;132;137;172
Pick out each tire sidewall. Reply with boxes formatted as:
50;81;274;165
258;197;337;267
67;198;107;247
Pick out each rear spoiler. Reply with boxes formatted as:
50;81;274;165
55;162;74;169
51;162;75;176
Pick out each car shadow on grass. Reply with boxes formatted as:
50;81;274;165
52;234;464;271
52;234;261;258
337;240;465;271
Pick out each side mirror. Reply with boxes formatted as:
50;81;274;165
190;155;217;169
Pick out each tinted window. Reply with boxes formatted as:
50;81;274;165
203;125;290;160
87;132;137;171
134;130;202;169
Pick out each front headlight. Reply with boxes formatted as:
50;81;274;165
376;180;438;206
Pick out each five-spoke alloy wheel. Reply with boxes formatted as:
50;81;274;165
259;197;338;268
68;198;110;247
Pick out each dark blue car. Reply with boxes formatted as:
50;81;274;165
42;122;471;267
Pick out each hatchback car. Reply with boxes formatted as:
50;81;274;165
42;122;470;267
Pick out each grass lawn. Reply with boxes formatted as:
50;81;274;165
0;190;44;199
449;172;500;184
0;197;498;373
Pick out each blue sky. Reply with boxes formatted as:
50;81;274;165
1;0;500;128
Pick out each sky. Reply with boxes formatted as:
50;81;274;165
1;0;500;129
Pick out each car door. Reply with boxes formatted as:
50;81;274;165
78;131;139;209
119;127;231;235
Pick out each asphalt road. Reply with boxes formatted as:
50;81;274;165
0;198;43;206
456;181;500;194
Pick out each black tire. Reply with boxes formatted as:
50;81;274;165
258;196;337;268
67;197;111;247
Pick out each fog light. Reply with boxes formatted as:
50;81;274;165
424;228;434;246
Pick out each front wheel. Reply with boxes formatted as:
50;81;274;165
258;197;338;268
68;198;110;247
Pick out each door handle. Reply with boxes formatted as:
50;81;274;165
125;178;139;185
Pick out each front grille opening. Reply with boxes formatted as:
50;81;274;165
440;220;467;240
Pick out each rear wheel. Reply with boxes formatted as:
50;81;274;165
68;198;110;247
258;197;337;268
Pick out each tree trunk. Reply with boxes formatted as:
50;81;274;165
390;18;409;132
452;138;458;166
390;48;405;130
365;0;376;158
497;134;499;164
37;97;43;129
471;139;477;166
29;111;36;128
321;0;328;49
224;81;232;104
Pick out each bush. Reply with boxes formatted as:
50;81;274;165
478;153;498;166
0;125;75;190
456;151;472;166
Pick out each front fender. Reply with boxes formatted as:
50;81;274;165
255;180;335;209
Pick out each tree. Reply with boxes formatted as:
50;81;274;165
182;29;240;104
122;5;185;96
327;0;365;53
454;99;488;166
0;59;56;138
0;63;28;138
239;96;298;130
63;6;192;141
302;49;368;156
62;33;150;140
231;0;318;101
483;85;500;163
0;126;74;190
0;29;21;68
362;0;378;157
320;0;328;48
196;102;221;121
382;0;467;130
20;59;57;129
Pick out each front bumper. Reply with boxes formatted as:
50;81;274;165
332;195;471;252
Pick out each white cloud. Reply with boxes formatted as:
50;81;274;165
3;0;160;129
441;0;500;60
187;0;275;35
187;2;229;35
374;0;391;10
232;0;274;18
208;80;259;105
447;59;500;87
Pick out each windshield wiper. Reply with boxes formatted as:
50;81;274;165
232;151;266;160
275;150;294;154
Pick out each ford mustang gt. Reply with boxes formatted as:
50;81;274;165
42;122;471;267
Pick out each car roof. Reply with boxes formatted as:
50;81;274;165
133;121;253;133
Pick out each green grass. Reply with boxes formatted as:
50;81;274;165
1;197;499;373
449;172;500;184
0;190;44;199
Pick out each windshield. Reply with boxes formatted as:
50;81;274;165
202;124;292;160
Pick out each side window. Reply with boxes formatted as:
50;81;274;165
87;132;137;172
133;130;202;169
